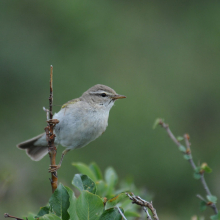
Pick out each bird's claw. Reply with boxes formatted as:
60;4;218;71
48;164;61;173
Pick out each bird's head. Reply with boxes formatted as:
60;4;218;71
81;84;126;110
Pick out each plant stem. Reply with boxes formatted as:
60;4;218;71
158;119;218;215
45;65;59;193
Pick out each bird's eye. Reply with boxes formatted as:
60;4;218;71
101;93;107;97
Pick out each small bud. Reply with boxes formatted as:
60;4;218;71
184;134;190;140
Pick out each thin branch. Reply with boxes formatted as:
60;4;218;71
184;134;197;170
158;119;218;214
49;65;53;120
4;213;25;220
44;65;59;193
159;119;197;172
196;194;218;214
126;193;159;220
144;207;153;220
196;194;207;203
159;120;181;147
117;207;127;220
200;174;212;197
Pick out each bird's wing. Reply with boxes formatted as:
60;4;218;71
61;98;80;109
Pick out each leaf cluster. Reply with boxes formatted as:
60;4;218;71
24;162;150;220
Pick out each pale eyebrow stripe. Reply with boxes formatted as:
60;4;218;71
89;91;112;95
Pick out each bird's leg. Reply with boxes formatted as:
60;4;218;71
49;149;70;173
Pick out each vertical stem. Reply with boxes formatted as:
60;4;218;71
45;65;59;193
49;65;53;120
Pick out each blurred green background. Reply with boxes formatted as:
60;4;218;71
1;1;220;219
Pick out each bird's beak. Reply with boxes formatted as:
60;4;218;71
112;94;126;100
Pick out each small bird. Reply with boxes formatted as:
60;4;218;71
17;84;126;171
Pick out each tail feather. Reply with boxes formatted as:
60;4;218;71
17;133;48;161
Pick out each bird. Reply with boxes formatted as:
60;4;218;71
17;84;126;171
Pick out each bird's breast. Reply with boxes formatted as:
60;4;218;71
53;106;109;149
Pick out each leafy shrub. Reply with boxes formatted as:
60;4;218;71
25;162;151;220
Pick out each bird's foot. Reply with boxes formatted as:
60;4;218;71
49;164;61;173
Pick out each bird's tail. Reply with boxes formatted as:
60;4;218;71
17;133;48;161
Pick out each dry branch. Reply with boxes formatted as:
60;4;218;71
4;213;25;220
126;193;159;220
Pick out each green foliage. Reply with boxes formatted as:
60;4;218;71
72;162;97;182
89;162;103;180
183;154;192;160
199;201;207;212
105;193;128;209
193;172;201;180
28;162;149;220
65;186;78;220
179;145;186;153
24;213;36;220
72;174;96;194
207;195;217;204
35;206;49;218
211;213;220;220
152;118;161;129
105;167;118;197
38;214;62;220
176;136;184;142
76;191;103;220
99;207;124;220
193;164;213;180
201;163;212;173
49;183;70;220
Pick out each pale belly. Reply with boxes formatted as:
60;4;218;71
53;107;109;150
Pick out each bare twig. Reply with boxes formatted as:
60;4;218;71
126;193;159;220
158;119;218;214
44;65;59;193
49;65;53;119
196;194;207;203
117;207;127;220
4;213;25;220
144;207;153;220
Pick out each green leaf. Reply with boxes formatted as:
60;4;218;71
76;190;104;220
199;201;207;212
124;210;141;217
179;145;186;152
72;174;96;194
64;186;79;220
96;180;108;197
35;206;49;218
177;136;184;141
193;172;201;180
24;213;36;220
89;162;103;180
211;213;220;220
99;207;124;220
105;167;118;196
195;167;201;173
105;193;128;210
38;214;61;220
183;154;192;160
152;118;161;129
72;162;97;182
207;195;217;204
201;163;212;173
49;183;70;220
